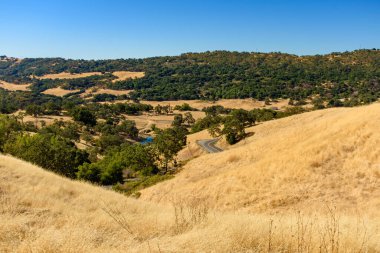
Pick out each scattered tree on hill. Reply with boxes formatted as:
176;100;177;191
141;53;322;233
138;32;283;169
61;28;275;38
26;104;43;118
153;126;187;172
172;114;183;127
71;107;97;126
222;116;246;145
116;120;139;140
183;112;195;126
173;103;198;111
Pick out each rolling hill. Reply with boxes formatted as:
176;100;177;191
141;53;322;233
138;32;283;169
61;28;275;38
1;103;380;252
142;103;380;216
1;50;379;102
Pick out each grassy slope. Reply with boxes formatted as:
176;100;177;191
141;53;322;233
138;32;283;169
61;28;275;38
142;103;380;216
1;103;380;252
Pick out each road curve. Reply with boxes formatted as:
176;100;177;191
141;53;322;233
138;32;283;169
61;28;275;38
196;138;223;153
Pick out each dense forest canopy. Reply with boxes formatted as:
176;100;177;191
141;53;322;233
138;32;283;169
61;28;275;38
1;49;380;102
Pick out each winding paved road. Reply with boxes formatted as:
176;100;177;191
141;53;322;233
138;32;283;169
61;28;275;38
196;138;223;153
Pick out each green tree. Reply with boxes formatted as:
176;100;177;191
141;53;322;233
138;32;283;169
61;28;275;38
154;104;162;115
26;104;43;118
183;112;195;126
172;114;183;127
116;120;139;140
97;134;124;152
230;109;255;127
222;116;245;145
0;115;21;150
77;144;157;185
4;133;89;178
153;126;187;172
72;107;97;126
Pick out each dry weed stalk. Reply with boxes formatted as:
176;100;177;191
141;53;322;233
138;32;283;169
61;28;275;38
172;196;209;234
101;203;135;237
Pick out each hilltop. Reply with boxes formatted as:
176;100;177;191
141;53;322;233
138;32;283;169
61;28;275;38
1;104;380;252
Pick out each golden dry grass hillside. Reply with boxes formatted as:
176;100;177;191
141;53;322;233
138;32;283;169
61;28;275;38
141;98;290;111
32;72;103;79
112;71;145;81
142;103;380;217
32;71;144;81
80;88;133;98
0;81;31;91
1;155;379;253
42;87;81;97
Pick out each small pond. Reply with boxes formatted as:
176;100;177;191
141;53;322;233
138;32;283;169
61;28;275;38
140;136;153;144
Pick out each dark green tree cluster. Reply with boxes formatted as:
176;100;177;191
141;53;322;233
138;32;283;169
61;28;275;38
77;144;158;185
0;112;187;189
193;106;305;144
3;132;88;178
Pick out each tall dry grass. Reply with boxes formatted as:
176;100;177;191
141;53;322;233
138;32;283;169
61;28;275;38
141;103;380;217
0;155;379;252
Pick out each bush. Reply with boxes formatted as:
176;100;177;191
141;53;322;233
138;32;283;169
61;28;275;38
173;103;198;111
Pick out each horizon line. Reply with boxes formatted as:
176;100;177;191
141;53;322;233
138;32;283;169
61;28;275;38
2;48;379;61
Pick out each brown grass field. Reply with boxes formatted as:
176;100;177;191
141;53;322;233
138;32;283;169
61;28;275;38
31;71;144;81
42;87;81;97
81;87;133;98
12;110;72;128
141;98;290;111
124;111;205;130
112;71;145;82
0;81;31;91
32;72;103;80
1;103;380;252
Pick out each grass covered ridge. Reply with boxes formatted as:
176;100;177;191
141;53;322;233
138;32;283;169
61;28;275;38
0;155;379;252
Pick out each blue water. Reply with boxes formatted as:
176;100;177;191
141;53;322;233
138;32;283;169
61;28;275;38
140;136;153;144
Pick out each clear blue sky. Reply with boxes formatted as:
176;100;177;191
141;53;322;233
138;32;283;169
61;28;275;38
0;0;379;59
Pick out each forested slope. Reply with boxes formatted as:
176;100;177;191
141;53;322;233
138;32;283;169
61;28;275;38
1;49;379;102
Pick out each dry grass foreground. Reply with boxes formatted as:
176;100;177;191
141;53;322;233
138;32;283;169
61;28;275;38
142;103;380;216
0;81;30;91
1;155;379;253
